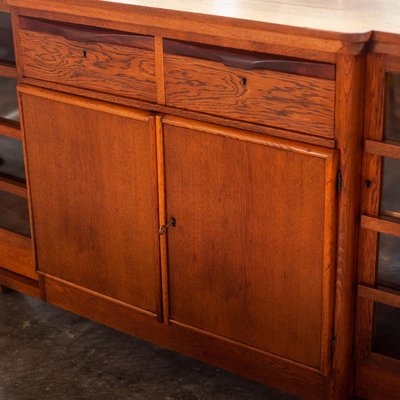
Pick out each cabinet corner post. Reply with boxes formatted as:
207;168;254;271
326;54;365;399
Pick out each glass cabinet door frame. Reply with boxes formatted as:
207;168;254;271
0;5;35;282
356;53;400;398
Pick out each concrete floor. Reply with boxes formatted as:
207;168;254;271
0;291;296;400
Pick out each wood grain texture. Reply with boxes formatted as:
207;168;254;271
0;228;35;280
164;54;335;138
361;215;400;237
355;54;385;371
163;117;337;369
155;116;169;323
7;0;371;59
155;36;165;105
0;119;21;139
0;175;26;197
42;273;326;400
365;140;400;160
0;0;9;12
19;78;336;148
0;267;39;297
163;39;335;80
0;63;17;78
357;358;400;400
358;285;400;309
18;17;157;102
327;54;365;399
21;89;161;315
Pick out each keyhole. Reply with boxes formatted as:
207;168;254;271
240;77;247;86
366;179;372;188
83;50;87;58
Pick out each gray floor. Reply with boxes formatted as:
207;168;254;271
0;291;296;400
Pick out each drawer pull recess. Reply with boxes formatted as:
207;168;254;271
19;17;154;51
164;39;335;80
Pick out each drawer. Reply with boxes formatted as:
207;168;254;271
164;40;336;138
18;17;157;102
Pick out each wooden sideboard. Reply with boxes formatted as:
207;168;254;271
0;1;400;399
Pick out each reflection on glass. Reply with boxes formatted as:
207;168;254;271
385;72;400;142
0;189;30;237
381;157;400;216
378;234;400;290
0;135;25;181
373;302;400;361
0;12;15;65
0;77;19;122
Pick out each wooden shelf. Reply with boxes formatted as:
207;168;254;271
365;140;400;160
358;284;400;309
0;62;17;79
0;118;21;140
0;174;27;197
361;215;400;237
0;227;36;281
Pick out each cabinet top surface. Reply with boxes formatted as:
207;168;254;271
7;0;400;38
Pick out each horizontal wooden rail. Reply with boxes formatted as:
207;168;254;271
0;2;10;12
0;228;36;281
358;285;400;309
382;210;400;220
365;140;400;159
0;119;21;140
0;63;17;79
361;215;400;237
0;268;39;297
0;175;27;197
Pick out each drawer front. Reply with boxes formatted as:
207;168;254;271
18;17;157;102
164;40;336;138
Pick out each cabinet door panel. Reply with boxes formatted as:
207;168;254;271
21;90;160;314
163;117;337;369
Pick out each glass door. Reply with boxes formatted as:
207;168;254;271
356;55;400;399
0;7;34;280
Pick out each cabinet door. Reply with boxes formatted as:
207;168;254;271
21;88;161;315
163;116;337;370
356;58;400;400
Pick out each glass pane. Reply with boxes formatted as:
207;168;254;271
0;189;30;237
385;72;400;142
381;157;400;216
373;302;400;361
0;12;15;65
377;233;400;290
0;77;19;122
0;135;25;181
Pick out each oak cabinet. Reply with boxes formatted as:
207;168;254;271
162;116;338;370
20;90;161;315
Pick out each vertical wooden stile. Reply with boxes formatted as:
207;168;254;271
156;115;169;323
326;54;365;399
